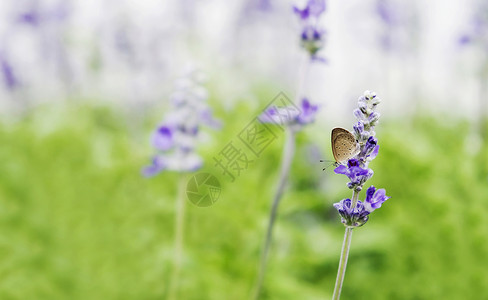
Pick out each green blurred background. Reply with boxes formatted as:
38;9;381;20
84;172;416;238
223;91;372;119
1;99;488;299
1;0;488;299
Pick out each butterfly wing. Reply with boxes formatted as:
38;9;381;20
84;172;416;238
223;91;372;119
331;128;359;164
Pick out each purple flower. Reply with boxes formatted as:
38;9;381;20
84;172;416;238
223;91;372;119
300;26;326;56
18;11;41;26
363;186;390;213
258;98;319;130
333;91;390;228
333;199;370;227
0;57;19;90
142;67;219;177
142;156;166;177
458;1;488;50
358;136;379;161
293;0;327;58
334;91;382;189
334;159;373;191
293;5;310;20
293;0;326;20
375;0;401;27
353;121;369;143
333;186;390;227
297;98;319;124
152;126;174;151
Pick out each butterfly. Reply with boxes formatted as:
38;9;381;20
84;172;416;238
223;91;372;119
321;128;360;170
331;127;360;165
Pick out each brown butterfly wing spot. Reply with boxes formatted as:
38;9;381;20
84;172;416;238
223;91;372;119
331;128;359;164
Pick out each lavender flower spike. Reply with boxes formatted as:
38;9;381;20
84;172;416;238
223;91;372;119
293;0;327;60
331;91;391;299
142;67;220;176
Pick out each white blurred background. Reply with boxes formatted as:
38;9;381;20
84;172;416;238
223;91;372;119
0;0;486;125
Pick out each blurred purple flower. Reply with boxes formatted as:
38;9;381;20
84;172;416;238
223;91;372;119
17;2;70;27
18;11;41;26
142;68;220;177
0;55;19;90
152;126;174;151
297;98;319;124
259;98;319;131
293;0;326;20
375;0;400;27
293;0;327;59
458;1;488;50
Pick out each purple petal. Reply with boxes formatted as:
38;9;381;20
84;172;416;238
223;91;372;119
458;35;471;45
200;109;222;129
368;145;380;160
334;165;348;175
365;185;376;203
152;126;174;151
347;159;360;168
297;98;319;124
311;55;327;63
258;107;279;123
142;156;166;177
353;108;365;121
307;0;326;17
353;121;364;136
293;5;310;20
0;57;19;89
368;112;380;123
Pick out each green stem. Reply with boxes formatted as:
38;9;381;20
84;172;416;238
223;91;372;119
168;175;187;300
252;129;296;300
331;189;359;300
331;226;354;300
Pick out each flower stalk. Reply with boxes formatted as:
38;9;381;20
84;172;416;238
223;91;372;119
332;226;353;300
168;175;187;300
331;189;358;300
253;128;296;300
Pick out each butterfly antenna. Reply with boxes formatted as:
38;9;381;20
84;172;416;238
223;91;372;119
321;161;335;171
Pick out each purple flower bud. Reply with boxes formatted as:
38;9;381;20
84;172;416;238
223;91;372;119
300;26;325;55
368;111;380;124
353;108;365;121
358;101;368;114
353;121;364;136
360;136;378;157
